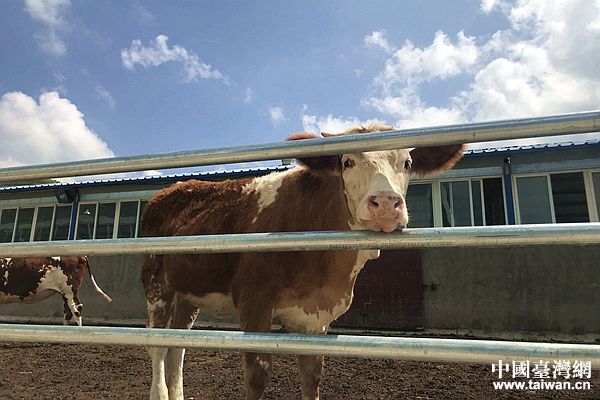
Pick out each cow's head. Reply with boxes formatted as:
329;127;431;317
289;124;466;232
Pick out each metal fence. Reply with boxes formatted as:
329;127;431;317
1;111;600;366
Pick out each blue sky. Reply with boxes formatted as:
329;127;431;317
1;0;599;175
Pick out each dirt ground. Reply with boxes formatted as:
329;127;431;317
0;342;597;400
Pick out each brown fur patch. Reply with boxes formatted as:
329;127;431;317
286;132;340;172
410;144;467;177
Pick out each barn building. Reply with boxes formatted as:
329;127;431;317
1;140;599;342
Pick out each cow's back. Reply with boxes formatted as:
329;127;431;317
140;178;257;238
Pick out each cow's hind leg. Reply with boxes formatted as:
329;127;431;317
165;296;199;400
61;290;82;326
62;295;73;326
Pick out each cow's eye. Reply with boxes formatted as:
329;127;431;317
404;159;412;170
343;158;355;169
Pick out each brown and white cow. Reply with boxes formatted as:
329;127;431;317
140;124;466;400
0;256;112;326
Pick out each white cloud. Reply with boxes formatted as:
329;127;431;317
301;113;387;134
24;0;71;56
121;34;229;83
269;106;286;126
364;31;394;54
95;85;115;110
132;3;155;24
0;91;114;169
244;87;254;104
362;0;600;147
373;31;479;95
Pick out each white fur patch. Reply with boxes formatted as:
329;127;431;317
148;299;167;313
51;257;61;263
350;250;380;280
180;292;238;318
242;167;298;220
0;266;69;304
256;355;271;370
274;297;351;333
37;266;70;294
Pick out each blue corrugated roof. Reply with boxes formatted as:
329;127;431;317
1;139;599;193
464;138;600;156
0;165;291;193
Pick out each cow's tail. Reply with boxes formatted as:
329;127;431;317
83;256;113;303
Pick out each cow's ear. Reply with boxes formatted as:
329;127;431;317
286;132;339;171
410;144;467;177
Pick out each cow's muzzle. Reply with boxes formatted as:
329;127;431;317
360;192;407;232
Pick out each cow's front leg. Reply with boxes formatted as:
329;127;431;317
148;347;169;400
297;354;324;400
243;352;273;400
287;325;327;400
240;306;273;400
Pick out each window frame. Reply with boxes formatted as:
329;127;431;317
435;175;507;227
513;170;595;224
585;169;600;222
0;207;18;243
32;205;57;242
406;181;435;228
74;199;147;240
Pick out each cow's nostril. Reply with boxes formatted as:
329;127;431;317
368;196;379;208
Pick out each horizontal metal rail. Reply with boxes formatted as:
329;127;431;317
0;223;598;257
0;110;598;183
0;324;598;366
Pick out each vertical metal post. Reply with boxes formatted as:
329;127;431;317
68;195;79;240
503;157;516;225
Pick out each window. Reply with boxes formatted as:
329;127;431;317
76;204;97;240
0;205;74;242
441;181;472;227
95;203;116;239
74;200;146;240
593;172;600;219
515;176;553;224
440;178;506;227
482;178;506;225
0;208;17;243
52;205;72;240
406;184;433;228
550;173;589;223
33;206;54;241
515;172;589;224
117;201;139;238
14;208;34;242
